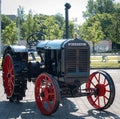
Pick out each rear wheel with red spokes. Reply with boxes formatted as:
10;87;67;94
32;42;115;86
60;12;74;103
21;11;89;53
2;54;14;98
86;70;115;110
2;53;27;102
35;73;60;115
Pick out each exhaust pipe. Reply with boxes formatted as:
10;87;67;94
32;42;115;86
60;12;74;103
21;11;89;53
65;3;71;39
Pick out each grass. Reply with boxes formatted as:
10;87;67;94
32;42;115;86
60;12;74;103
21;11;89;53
90;55;120;68
91;56;119;61
90;61;120;68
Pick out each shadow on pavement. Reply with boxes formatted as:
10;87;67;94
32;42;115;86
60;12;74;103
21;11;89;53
0;98;119;119
87;109;120;119
58;98;120;119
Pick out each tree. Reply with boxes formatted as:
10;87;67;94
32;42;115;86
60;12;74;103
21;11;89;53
21;10;39;40
80;17;104;54
1;9;75;46
93;13;112;39
83;0;115;19
82;0;120;50
83;0;95;18
2;22;18;45
55;13;64;27
110;3;120;46
2;15;12;30
69;21;75;38
54;13;65;38
21;13;69;40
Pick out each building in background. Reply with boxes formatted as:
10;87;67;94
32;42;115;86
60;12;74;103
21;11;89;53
87;40;112;53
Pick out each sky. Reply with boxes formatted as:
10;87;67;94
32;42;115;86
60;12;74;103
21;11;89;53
1;0;120;24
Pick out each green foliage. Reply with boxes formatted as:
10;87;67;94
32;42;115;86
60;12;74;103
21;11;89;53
90;13;113;39
69;21;74;38
1;9;77;45
81;0;120;50
21;11;36;40
80;16;104;53
2;15;12;30
20;12;68;40
43;16;61;39
110;3;120;44
83;0;115;18
80;16;104;43
2;22;18;45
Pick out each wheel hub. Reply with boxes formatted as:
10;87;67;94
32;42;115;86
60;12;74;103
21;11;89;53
40;88;49;100
7;73;11;78
40;91;45;97
96;84;106;96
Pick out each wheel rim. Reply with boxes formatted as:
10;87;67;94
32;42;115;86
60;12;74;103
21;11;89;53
2;54;14;97
86;71;114;109
35;73;59;115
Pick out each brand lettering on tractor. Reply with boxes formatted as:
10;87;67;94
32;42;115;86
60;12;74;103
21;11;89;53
68;42;86;46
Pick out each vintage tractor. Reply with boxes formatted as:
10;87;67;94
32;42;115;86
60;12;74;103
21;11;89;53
2;3;115;115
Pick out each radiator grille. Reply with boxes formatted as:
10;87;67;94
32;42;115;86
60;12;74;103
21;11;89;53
65;48;89;73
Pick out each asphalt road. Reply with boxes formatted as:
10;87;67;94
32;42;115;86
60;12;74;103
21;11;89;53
0;69;120;119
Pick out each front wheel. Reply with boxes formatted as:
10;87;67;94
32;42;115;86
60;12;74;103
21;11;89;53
86;70;115;110
35;73;60;115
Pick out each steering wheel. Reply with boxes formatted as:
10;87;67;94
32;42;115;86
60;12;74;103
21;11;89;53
27;31;45;46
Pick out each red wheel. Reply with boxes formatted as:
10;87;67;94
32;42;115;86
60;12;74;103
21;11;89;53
2;54;14;98
35;73;60;115
86;71;115;110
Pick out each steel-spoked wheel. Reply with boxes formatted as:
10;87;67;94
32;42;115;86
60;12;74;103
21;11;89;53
35;73;60;115
2;54;14;98
86;70;115;110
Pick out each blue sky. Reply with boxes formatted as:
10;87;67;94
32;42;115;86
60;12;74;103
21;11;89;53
1;0;120;24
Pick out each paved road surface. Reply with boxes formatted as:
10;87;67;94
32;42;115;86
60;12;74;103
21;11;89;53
0;69;120;119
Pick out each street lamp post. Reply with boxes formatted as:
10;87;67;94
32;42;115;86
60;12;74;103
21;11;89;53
17;6;23;45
